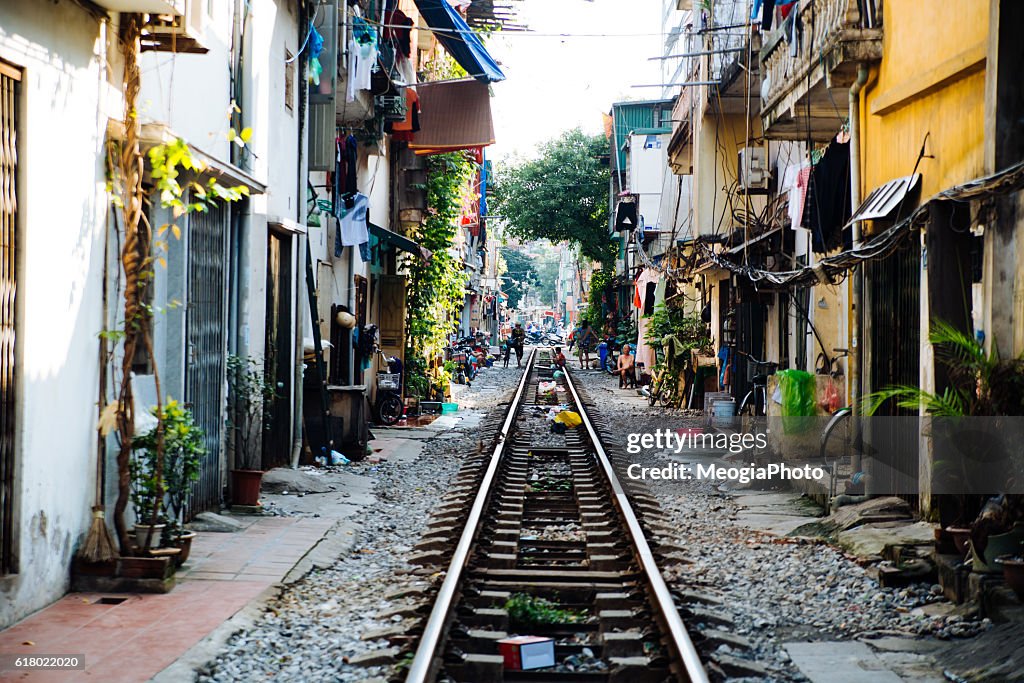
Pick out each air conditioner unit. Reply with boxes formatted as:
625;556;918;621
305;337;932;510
142;0;208;54
738;146;768;192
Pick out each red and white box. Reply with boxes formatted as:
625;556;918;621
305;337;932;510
497;636;556;670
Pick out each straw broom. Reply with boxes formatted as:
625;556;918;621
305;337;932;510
78;203;118;564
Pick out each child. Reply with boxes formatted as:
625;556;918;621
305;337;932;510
502;337;512;368
553;347;567;370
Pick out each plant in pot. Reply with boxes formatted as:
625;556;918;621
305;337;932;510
864;319;1024;560
227;354;277;507
129;422;169;553
135;400;204;564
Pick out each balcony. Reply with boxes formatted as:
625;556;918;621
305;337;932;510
759;0;882;140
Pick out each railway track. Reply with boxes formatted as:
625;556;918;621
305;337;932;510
404;349;709;683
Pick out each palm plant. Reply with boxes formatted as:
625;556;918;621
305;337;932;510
863;319;1024;527
863;319;1024;417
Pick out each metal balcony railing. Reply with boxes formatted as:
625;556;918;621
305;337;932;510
759;0;882;140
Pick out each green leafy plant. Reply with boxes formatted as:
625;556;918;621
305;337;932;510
405;152;474;368
583;268;613;334
227;354;279;471
133;400;204;544
863;320;1024;417
493;129;615;266
504;593;586;627
105;27;253;555
646;303;712;365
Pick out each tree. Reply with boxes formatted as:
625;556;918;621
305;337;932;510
499;247;538;310
494;129;615;266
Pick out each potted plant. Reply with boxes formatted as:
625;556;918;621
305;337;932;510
995;552;1024;599
864;320;1024;555
129;421;168;552
227;354;278;506
154;401;203;563
132;401;204;558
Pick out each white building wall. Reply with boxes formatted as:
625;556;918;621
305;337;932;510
0;1;113;628
628;133;668;231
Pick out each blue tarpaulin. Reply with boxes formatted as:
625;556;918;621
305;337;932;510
413;0;505;83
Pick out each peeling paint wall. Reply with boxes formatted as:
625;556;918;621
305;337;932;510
0;1;111;628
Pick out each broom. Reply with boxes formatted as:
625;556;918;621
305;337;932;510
78;217;118;564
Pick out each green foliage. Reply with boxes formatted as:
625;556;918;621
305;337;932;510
583;268;613;334
533;254;560;308
227;354;278;470
863;319;1024;416
526;477;572;492
646;303;712;363
148;138;250;215
405;152;474;360
131;400;204;539
617;316;638;348
403;353;431;399
499;247;538;310
133;400;204;542
504;593;586;626
493;129;615;266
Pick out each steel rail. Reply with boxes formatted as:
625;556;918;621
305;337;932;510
405;348;537;683
562;368;710;683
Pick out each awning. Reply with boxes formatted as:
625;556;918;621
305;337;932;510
847;173;921;224
368;223;432;262
409;79;495;154
413;0;505;83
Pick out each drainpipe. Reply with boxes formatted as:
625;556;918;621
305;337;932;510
848;63;869;482
291;0;310;468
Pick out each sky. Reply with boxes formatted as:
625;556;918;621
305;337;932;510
486;0;665;162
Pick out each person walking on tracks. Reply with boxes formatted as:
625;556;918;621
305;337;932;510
501;337;512;368
510;322;526;367
573;320;599;369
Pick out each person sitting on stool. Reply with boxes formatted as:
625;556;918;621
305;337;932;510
617;344;636;389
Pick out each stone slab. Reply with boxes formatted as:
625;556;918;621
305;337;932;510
783;641;904;683
837;521;937;558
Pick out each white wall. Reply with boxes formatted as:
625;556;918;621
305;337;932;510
629;133;668;231
0;1;112;628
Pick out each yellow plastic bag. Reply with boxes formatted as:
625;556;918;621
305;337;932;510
553;411;582;428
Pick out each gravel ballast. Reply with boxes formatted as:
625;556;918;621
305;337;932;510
196;364;524;683
574;369;988;681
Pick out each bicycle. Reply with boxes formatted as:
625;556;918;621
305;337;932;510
373;347;404;426
643;365;678;408
816;349;864;498
737;352;778;417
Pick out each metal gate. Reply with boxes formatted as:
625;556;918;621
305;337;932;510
0;63;19;574
185;201;229;516
866;240;921;501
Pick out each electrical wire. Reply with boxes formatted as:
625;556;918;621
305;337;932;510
700;158;1024;290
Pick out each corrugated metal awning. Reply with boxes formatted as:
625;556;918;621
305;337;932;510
849;174;921;224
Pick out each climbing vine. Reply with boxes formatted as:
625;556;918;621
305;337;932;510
105;16;251;556
404;152;474;367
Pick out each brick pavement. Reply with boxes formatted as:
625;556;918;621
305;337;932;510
0;516;334;683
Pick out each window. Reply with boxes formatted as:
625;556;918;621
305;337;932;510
0;60;19;575
284;49;295;112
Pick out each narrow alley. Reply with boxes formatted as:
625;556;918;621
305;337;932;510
1;1;1023;682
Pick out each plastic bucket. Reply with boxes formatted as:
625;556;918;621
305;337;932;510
711;398;736;428
441;402;459;414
